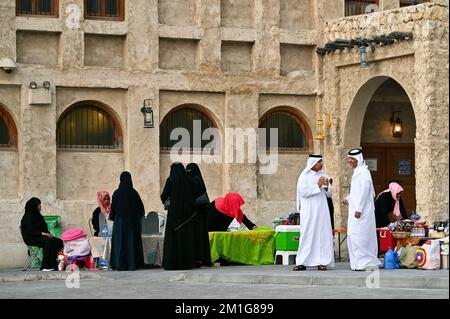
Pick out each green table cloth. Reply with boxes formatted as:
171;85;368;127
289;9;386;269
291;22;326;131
209;227;275;265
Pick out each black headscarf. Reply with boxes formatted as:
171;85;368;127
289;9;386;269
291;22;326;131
25;197;41;215
21;197;48;240
186;163;206;189
111;171;145;223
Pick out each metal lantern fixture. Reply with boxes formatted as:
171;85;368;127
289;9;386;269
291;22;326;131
359;46;368;68
141;99;154;128
316;118;324;140
43;81;51;90
390;111;402;137
315;112;332;140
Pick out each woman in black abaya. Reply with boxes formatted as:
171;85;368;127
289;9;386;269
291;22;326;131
161;163;205;270
20;197;63;271
186;163;212;267
110;171;145;271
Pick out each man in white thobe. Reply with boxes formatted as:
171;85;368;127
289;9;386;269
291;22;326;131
293;154;335;271
343;148;381;271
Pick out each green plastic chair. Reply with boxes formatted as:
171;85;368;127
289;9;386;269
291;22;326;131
22;246;42;271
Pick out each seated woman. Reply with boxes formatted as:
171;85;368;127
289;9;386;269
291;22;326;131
207;192;257;232
375;182;408;228
20;197;63;271
92;191;113;236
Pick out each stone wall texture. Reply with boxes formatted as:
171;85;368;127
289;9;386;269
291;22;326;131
0;0;448;268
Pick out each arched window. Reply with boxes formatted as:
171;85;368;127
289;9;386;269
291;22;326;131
160;106;217;151
0;106;17;148
259;109;311;151
57;103;122;150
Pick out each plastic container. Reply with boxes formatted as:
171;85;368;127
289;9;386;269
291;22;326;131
275;225;301;251
61;228;86;242
43;215;63;238
100;223;109;237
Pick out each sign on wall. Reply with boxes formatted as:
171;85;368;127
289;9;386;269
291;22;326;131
398;159;412;175
366;159;377;171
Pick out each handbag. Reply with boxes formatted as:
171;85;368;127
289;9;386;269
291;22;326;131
195;193;210;207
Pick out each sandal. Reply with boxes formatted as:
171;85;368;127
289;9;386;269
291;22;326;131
292;265;306;271
317;265;327;271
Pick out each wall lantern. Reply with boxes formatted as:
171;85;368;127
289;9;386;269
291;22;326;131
315;112;332;140
29;81;51;89
0;57;17;73
359;46;368;68
141;99;154;128
390;111;402;138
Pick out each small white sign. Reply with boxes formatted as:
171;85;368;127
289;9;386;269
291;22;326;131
366;159;377;171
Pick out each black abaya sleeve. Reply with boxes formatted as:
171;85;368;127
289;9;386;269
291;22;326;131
161;177;171;203
375;193;394;227
109;191;118;221
190;176;206;199
41;216;49;233
242;214;256;230
134;191;145;217
399;198;408;219
20;214;42;237
92;207;101;236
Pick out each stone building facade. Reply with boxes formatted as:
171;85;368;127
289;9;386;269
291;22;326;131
0;0;448;268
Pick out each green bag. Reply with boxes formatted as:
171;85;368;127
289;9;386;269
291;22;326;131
399;245;419;269
31;215;63;268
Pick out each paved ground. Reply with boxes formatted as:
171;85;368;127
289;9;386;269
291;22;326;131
0;263;448;299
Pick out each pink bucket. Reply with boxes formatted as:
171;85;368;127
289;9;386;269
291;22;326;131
61;228;86;242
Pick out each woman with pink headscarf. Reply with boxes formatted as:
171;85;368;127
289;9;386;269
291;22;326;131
206;192;257;232
92;191;112;236
375;182;408;228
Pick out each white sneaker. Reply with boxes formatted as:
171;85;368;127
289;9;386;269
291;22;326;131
42;268;54;272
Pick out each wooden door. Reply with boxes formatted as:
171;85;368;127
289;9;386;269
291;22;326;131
362;144;416;215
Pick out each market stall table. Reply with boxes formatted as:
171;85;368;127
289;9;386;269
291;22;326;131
208;227;275;265
395;236;434;249
89;235;164;267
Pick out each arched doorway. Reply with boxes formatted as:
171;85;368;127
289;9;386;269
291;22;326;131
344;76;417;215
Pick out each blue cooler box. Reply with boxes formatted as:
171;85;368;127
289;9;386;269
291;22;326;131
275;225;301;251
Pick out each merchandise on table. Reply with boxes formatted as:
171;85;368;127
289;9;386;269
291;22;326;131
272;211;300;227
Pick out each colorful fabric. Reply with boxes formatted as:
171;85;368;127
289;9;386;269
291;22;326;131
208;227;275;265
214;193;245;224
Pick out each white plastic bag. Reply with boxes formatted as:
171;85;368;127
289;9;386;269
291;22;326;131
416;240;441;270
64;236;91;257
